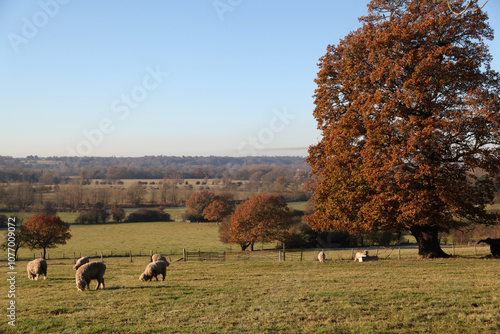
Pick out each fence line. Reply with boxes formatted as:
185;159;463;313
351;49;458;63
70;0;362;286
6;244;493;263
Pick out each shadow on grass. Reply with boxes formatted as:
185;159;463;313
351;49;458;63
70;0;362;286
105;284;173;291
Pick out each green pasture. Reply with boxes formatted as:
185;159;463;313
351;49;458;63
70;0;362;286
16;222;234;260
2;221;500;333
1;256;499;333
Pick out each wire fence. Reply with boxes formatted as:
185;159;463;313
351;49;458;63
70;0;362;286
8;243;494;263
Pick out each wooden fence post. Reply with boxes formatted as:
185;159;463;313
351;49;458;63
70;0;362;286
130;251;133;263
183;248;186;261
398;247;401;260
100;251;103;263
351;249;354;260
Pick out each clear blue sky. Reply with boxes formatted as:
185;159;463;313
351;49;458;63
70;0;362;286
1;1;499;158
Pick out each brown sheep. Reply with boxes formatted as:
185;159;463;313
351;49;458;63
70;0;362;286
75;262;106;291
27;258;47;280
151;254;167;262
139;260;168;282
73;257;90;270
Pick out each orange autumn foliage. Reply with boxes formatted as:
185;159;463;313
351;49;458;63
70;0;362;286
221;193;293;251
307;0;499;258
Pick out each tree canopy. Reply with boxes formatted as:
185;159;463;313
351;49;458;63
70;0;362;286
23;213;72;259
184;190;216;222
220;193;294;251
307;0;499;258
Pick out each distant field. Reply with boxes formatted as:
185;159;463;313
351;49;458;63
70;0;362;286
16;222;234;260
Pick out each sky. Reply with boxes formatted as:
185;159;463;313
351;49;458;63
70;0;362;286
1;0;499;158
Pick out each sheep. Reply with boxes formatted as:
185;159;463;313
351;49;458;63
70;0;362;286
75;261;106;291
73;257;90;270
354;250;368;262
151;254;167;263
139;260;168;282
354;250;378;262
27;258;47;280
318;250;326;263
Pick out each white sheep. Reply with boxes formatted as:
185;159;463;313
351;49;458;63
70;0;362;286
318;250;326;262
354;250;368;262
139;260;168;282
27;258;47;280
73;257;90;270
151;254;167;262
354;250;378;262
75;261;106;291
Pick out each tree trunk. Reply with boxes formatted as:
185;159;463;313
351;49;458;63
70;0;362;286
410;225;450;258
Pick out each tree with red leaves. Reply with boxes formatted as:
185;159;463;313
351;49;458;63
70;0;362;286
23;213;71;259
203;196;233;222
220;193;293;251
308;0;499;258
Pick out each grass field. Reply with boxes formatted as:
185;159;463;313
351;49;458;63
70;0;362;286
16;222;232;260
2;222;500;333
1;257;499;333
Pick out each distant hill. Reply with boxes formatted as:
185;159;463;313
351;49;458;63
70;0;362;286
0;155;310;181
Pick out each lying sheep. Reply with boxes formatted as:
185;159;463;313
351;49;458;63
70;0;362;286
318;251;326;263
73;257;90;270
139;260;168;282
354;250;378;262
75;261;106;291
354;250;368;262
27;258;47;280
151;254;167;262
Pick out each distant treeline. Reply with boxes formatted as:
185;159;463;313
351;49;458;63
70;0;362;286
0;155;310;182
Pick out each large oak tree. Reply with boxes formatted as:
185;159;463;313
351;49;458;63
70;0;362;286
307;0;499;258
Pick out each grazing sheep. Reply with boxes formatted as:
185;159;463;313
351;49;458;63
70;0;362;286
354;250;378;262
73;257;90;270
318;250;326;263
139;260;168;282
27;258;47;280
151;254;167;263
75;262;106;291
